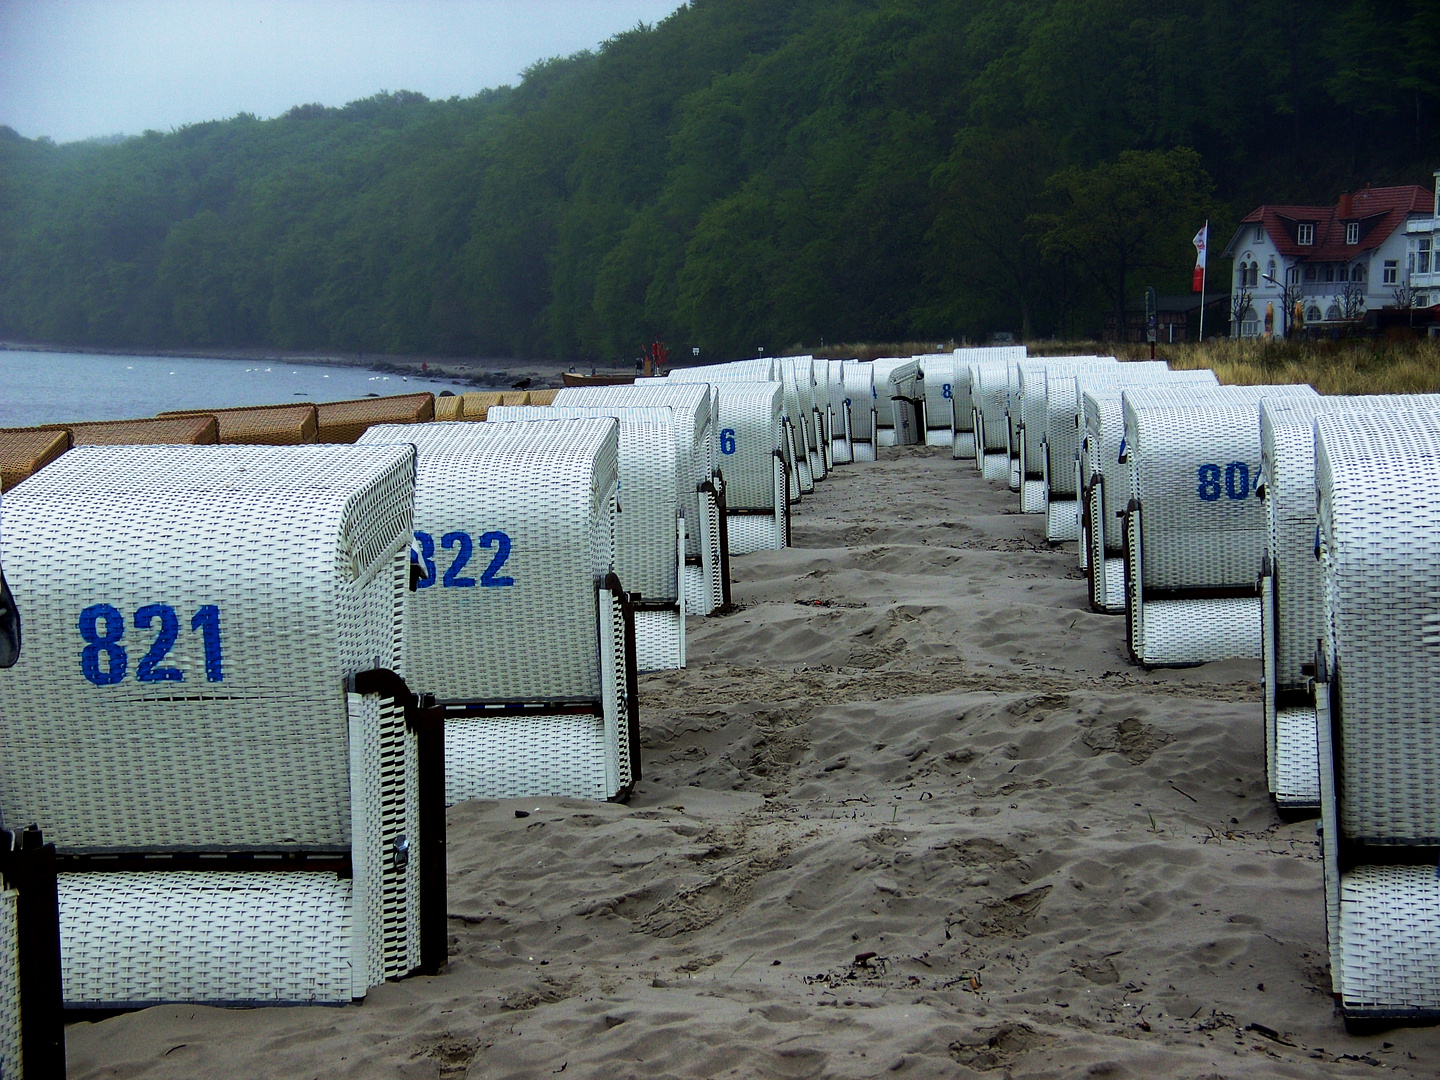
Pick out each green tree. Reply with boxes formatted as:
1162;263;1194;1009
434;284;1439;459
1032;147;1218;337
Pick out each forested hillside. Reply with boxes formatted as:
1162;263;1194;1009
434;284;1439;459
2;0;1437;359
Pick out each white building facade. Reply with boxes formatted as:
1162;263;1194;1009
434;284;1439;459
1221;175;1437;336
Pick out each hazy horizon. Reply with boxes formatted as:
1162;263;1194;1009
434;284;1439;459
0;0;687;144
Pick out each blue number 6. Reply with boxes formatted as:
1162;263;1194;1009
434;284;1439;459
720;428;736;455
478;531;515;587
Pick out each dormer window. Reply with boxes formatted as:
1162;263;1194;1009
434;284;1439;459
1297;223;1315;245
1254;224;1264;243
1345;222;1359;245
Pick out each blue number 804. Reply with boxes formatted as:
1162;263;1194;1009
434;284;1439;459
719;428;736;455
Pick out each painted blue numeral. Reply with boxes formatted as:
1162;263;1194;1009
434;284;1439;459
478;531;515;587
413;531;437;589
135;604;183;682
1224;462;1250;501
720;428;736;455
1197;463;1222;501
192;605;223;682
79;604;127;686
441;531;477;587
1198;462;1255;502
941;383;953;400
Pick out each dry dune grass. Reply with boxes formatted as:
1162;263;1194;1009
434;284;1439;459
814;335;1440;395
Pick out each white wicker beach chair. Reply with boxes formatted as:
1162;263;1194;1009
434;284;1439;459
916;354;957;448
554;383;727;615
951;346;1026;459
870;358;923;447
1312;411;1440;1029
1013;356;1120;516
359;418;639;806
1258;397;1440;813
971;360;1013;482
705;382;788;554
823;360;852;465
665;360;799;498
1074;369;1220;593
1120;384;1318;666
0;443;441;1008
779;357;826;482
841;361;878;462
487;406;686;671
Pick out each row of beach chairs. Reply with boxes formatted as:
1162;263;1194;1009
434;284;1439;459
0;354;892;1055
964;348;1440;1030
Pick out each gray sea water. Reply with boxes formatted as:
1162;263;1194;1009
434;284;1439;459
0;349;468;428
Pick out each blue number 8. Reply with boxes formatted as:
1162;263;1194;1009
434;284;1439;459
79;604;128;685
942;383;952;400
720;428;736;455
1197;463;1222;501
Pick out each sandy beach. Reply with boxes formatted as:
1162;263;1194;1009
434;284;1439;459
63;445;1440;1078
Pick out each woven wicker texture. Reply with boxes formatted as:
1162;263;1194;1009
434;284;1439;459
1316;412;1440;844
708;382;782;511
0;885;16;1078
1138;596;1263;665
971;360;1012;456
487;406;679;603
1123;385;1317;590
950;347;1025;453
667;359;775;382
56;415;219;447
1275;706;1321;806
1015;356;1118;476
635;608;685;671
1338;864;1440;1010
462;392;504;421
317;392;434;443
869;358;921;444
159;403;319;444
1075;372;1221;551
446;712;614;802
1262;396;1440;689
59;871;356;1006
358;419;619;702
553;383;714;559
915;354;955;438
778;357;824;481
499;392;530;406
841;361;876;443
433;395;464;421
0;443;415;852
528;389;558;406
0;427;69;492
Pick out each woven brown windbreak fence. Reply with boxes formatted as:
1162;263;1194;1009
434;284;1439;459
0;428;70;492
160;403;318;445
316;393;435;443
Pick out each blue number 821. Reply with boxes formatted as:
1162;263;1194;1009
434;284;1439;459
78;603;223;687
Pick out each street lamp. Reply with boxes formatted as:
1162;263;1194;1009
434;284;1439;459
1261;272;1300;338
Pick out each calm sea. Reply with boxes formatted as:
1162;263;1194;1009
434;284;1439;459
0;349;468;428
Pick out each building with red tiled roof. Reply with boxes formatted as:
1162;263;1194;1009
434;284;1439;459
1220;172;1440;336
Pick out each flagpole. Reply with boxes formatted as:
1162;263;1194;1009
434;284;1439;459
1198;219;1208;343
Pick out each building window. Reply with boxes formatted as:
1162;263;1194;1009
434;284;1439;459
1326;304;1342;320
1287;266;1300;284
1248;262;1258;287
1417;294;1431;308
1346;222;1359;245
1241;307;1259;337
1324;265;1334;282
1307;305;1323;322
1384;260;1398;284
1254;224;1264;243
1267;258;1276;282
1352;264;1365;283
1297;223;1315;245
1304;266;1317;282
1420;238;1433;275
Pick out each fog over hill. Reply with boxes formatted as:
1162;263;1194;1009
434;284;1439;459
1;0;1436;358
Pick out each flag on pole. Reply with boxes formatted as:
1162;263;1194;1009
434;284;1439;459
1192;224;1208;292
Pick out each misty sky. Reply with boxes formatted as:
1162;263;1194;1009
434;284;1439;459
0;0;687;143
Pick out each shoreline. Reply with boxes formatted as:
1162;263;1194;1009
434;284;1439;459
0;340;624;390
